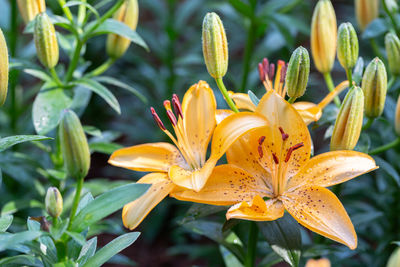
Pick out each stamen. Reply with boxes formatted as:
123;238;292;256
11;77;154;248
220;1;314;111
150;107;166;130
258;136;266;145
280;63;287;83
172;94;183;119
258;63;265;82
258;145;263;158
284;142;304;162
164;100;177;126
262;58;269;75
272;153;279;164
279;127;289;141
268;63;275;81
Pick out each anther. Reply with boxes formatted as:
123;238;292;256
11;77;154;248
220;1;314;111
280;64;287;83
258;136;266;145
258;145;263;158
258;63;265;82
279;127;289;141
172;94;183;119
268;63;275;81
150;107;166;130
262;58;269;74
272;153;279;164
285;142;304;162
164;100;178;126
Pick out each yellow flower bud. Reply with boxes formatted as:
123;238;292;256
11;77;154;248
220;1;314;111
385;33;400;76
34;12;59;69
337;22;359;70
106;0;139;59
17;0;46;24
202;12;228;79
355;0;379;31
0;28;8;107
286;46;310;99
59;110;91;180
331;86;364;151
395;95;400;135
387;247;400;267
45;187;63;218
362;57;387;118
311;0;337;74
305;258;331;267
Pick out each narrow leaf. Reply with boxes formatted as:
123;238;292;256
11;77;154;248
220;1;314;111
95;76;147;104
0;231;42;252
0;135;51;152
0;215;13;232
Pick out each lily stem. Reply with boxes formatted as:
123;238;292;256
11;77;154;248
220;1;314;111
369;137;400;155
68;176;84;229
215;78;239;113
245;222;258;267
362;117;374;131
388;76;396;90
323;72;341;107
345;68;353;87
86;57;116;78
382;0;400;36
287;97;296;104
50;68;63;86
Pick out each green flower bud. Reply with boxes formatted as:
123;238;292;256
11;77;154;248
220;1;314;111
387;247;400;267
385;32;400;76
106;0;139;59
337;22;359;70
34;12;59;69
330;86;364;151
286;46;310;99
395;95;400;136
0;28;8;107
385;0;398;14
362;57;387;118
59;110;90;180
45;187;63;218
202;12;228;79
17;0;46;24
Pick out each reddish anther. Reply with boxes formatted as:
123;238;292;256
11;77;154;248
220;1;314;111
277;60;285;66
272;153;279;164
262;58;269;74
284;142;304;162
258;145;263;158
280;64;287;83
258;136;266;145
166;110;177;126
268;63;275;81
279;127;289;141
258;63;265;81
151;107;166;130
172;94;183;119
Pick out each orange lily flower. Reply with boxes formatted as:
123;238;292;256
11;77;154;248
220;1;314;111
172;91;377;249
228;58;349;125
108;81;268;230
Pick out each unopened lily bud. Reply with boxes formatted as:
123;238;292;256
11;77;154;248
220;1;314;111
330;86;364;151
202;12;228;79
0;29;8;107
45;187;63;218
355;0;379;31
387;247;400;267
385;33;400;76
395;95;400;135
305;258;331;267
286;46;310;98
34;12;59;69
337;22;359;70
311;0;337;74
362;58;387;118
385;0;399;13
106;0;138;59
59;110;90;180
17;0;46;24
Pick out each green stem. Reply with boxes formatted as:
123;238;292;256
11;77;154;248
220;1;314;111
57;0;74;22
369;39;384;60
67;177;84;229
64;40;83;83
244;222;258;267
50;68;63;86
77;0;87;26
382;0;400;36
86;58;116;77
369;137;400;155
388;76;396;90
345;68;353;86
288;96;296;104
362;117;374;131
9;0;18;133
323;72;341;107
215;78;239;113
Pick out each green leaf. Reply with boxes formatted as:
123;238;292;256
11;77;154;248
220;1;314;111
248;90;260;106
83;126;102;137
23;69;52;82
71;183;150;231
66;231;86;246
0;215;13;232
64;1;100;18
0;231;42;252
0;135;52;152
352;57;364;85
95;76;147;104
1;200;43;216
219;245;243;267
78;237;97;265
75;78;121;114
258;215;301;267
0;255;42;267
362;18;388;39
82;232;140;267
89;142;123;155
374;156;400;187
87;19;149;51
32;85;72;135
228;0;252;18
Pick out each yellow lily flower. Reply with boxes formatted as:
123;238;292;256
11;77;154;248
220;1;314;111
228;58;349;125
108;81;268;230
172;91;377;249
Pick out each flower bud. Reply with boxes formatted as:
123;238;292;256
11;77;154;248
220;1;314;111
362;58;387;118
330;86;364;151
106;0;139;59
45;187;63;218
34;12;59;69
0;28;8;107
337;22;359;70
17;0;46;24
59;110;90;180
305;258;331;267
395;95;400;136
385;33;400;76
286;46;310;98
355;0;379;31
202;12;228;79
387;247;400;267
385;0;399;13
311;0;337;74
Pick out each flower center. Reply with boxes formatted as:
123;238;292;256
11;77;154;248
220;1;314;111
258;58;288;98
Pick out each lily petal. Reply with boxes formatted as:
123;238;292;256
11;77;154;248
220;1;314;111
171;164;272;205
226;196;284;221
229;92;256;111
292;102;322;126
282;186;357;249
216;109;234;124
109;142;185;172
286;150;378;190
122;173;175;230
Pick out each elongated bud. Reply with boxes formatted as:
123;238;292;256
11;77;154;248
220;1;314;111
330;86;364;151
305;258;331;267
286;46;310;98
45;187;63;218
34;12;59;69
202;12;228;79
337;22;359;70
311;0;337;74
0;29;8;107
59;110;90;180
362;58;387;118
385;33;400;76
106;0;139;58
17;0;46;24
387;247;400;267
355;0;379;31
395;95;400;136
